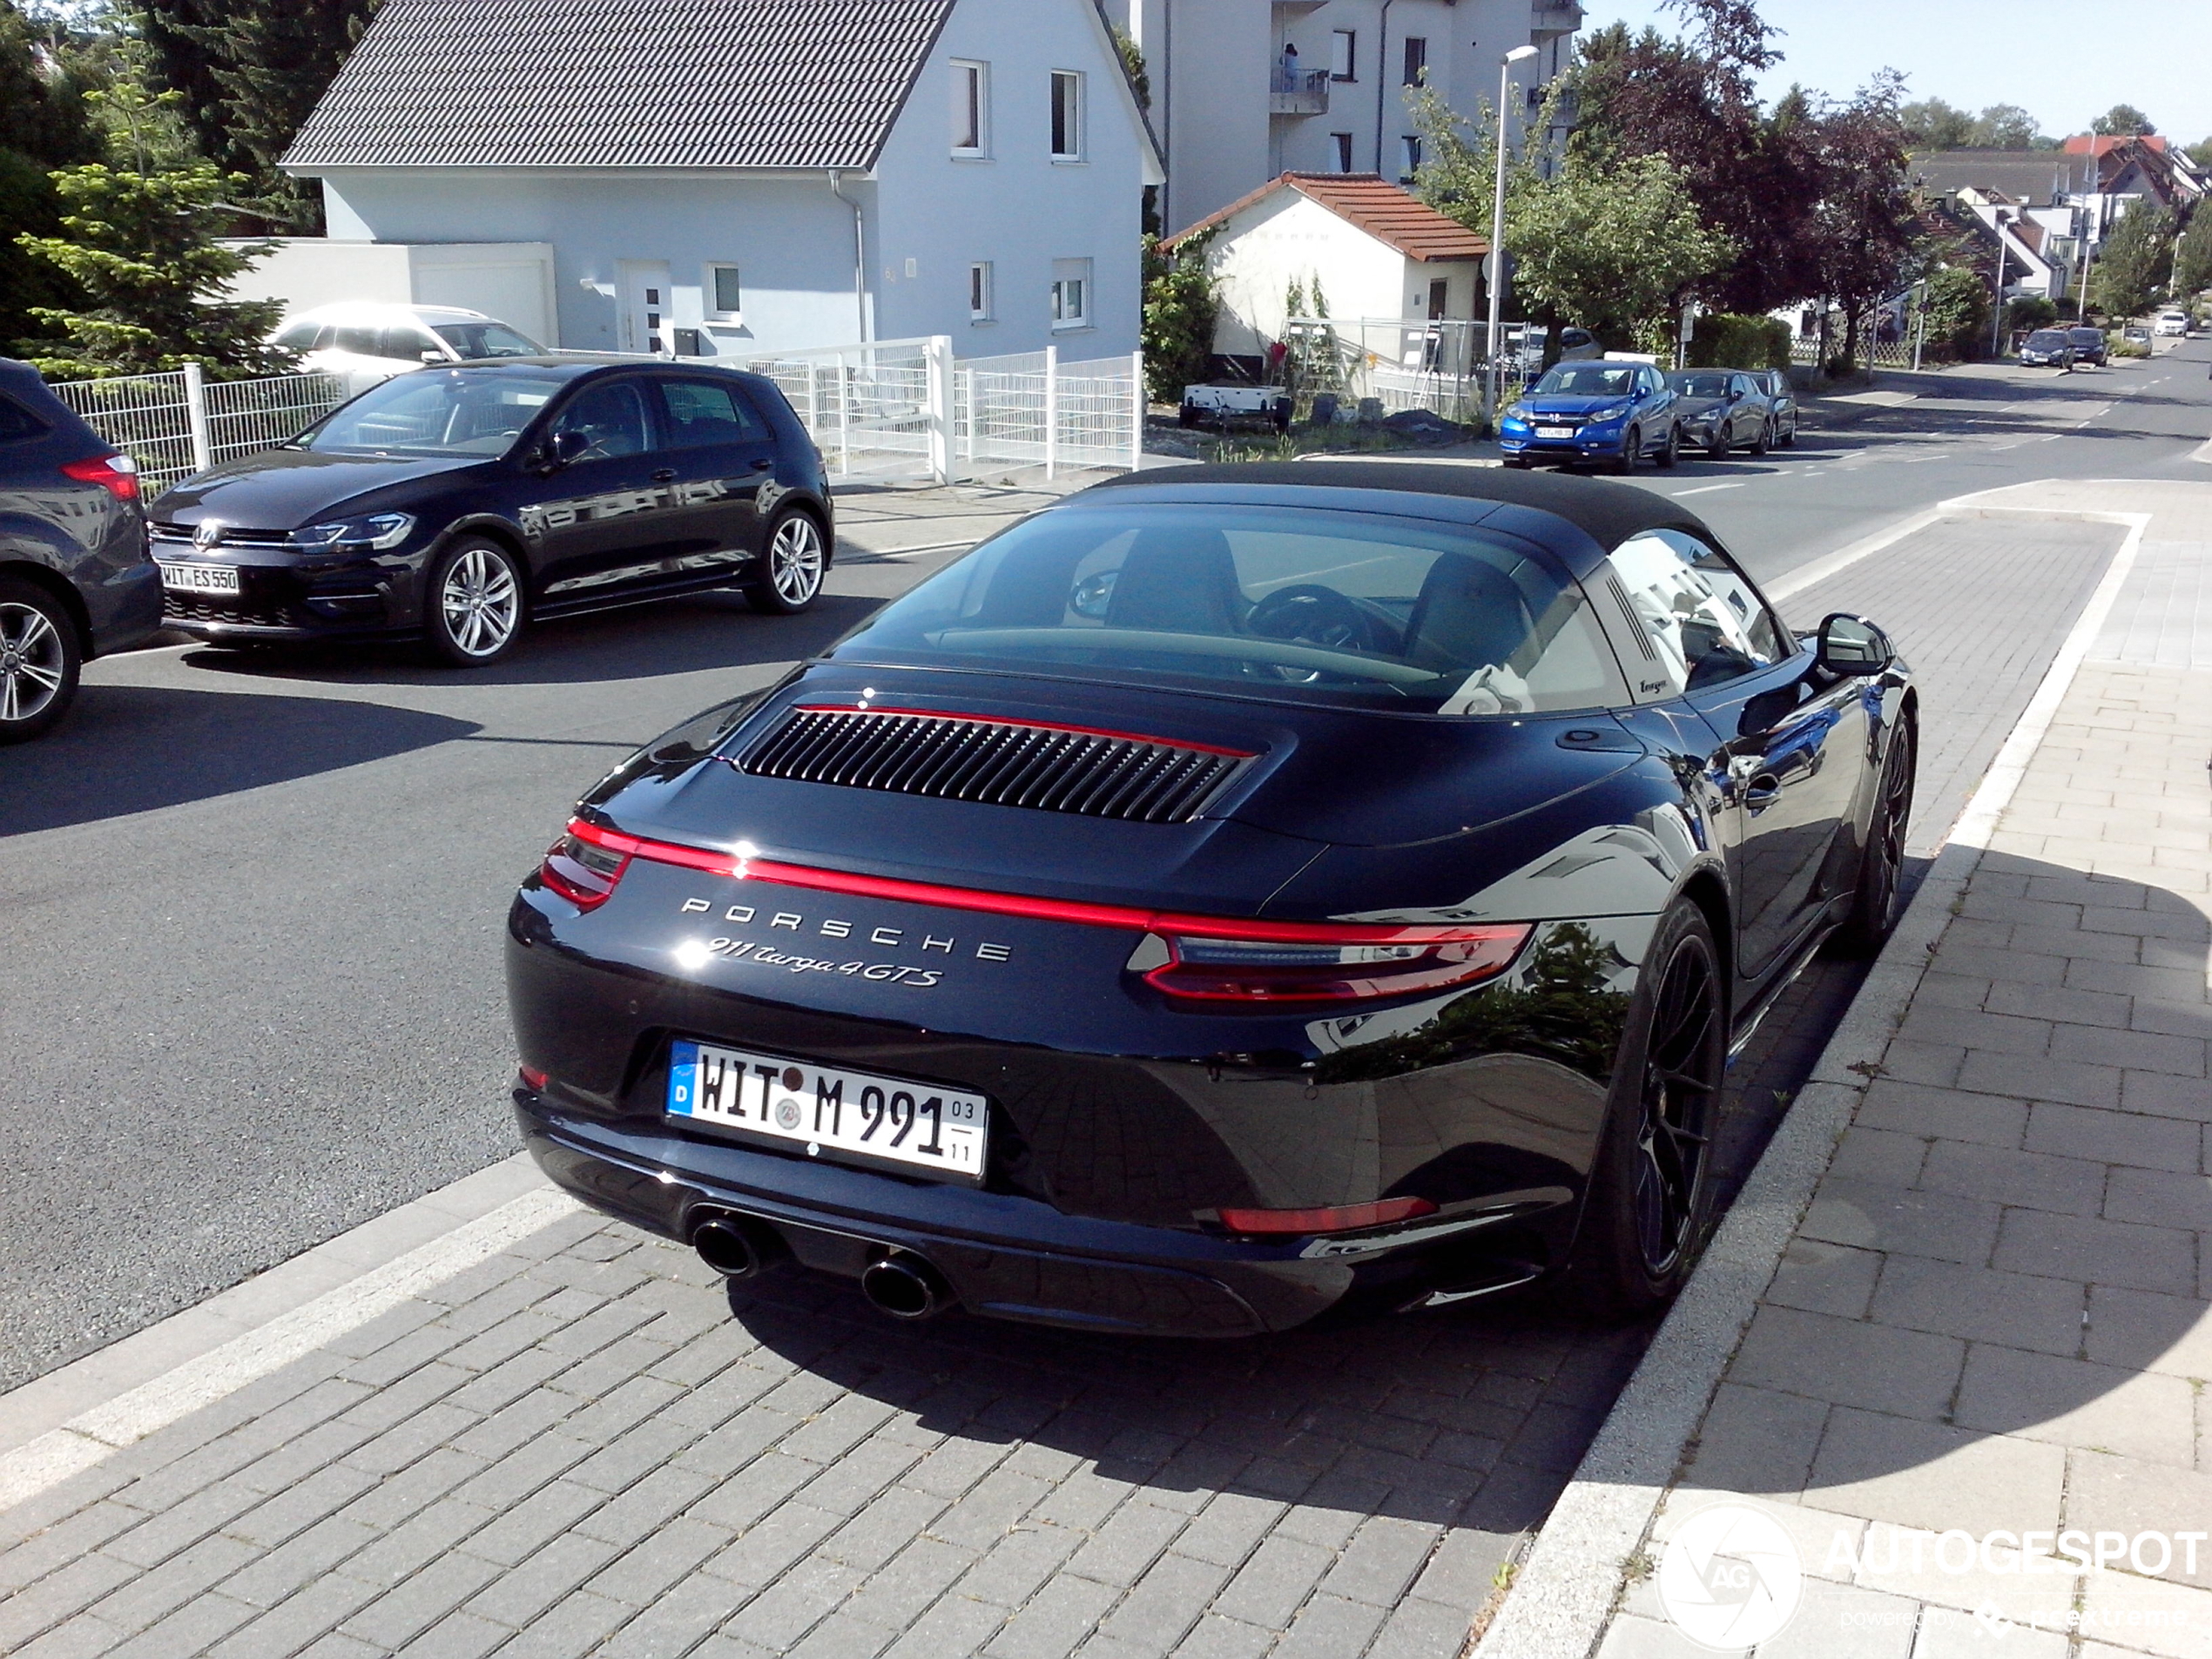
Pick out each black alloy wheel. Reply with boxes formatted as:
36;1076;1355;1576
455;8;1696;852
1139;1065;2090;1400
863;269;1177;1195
1568;900;1724;1314
424;536;527;668
1750;419;1771;456
1614;427;1642;474
0;577;80;744
745;509;826;615
1656;423;1681;468
1838;718;1917;955
1779;415;1797;448
1707;424;1730;460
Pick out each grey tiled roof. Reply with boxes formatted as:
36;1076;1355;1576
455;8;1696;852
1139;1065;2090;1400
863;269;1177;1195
284;0;957;172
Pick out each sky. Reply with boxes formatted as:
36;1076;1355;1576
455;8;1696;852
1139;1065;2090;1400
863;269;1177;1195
1590;0;2212;145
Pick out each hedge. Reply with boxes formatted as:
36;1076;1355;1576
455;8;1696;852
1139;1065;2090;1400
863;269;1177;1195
1685;313;1793;371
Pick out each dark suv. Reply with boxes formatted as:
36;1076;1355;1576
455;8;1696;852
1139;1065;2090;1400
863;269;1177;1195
0;358;162;742
147;360;833;667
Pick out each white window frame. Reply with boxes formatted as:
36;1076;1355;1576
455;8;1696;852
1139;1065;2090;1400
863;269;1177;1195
704;262;743;321
1329;29;1356;82
1050;259;1091;332
952;58;990;157
1049;69;1085;162
968;261;994;323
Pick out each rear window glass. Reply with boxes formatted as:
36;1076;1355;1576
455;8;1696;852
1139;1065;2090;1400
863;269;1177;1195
0;395;46;441
830;502;1629;715
300;368;566;455
660;379;762;448
434;321;543;359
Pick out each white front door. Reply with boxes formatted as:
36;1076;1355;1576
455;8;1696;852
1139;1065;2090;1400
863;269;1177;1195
617;260;672;355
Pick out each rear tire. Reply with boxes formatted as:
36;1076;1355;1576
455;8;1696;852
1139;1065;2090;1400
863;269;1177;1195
423;537;527;668
1707;429;1730;460
0;577;81;744
1567;900;1725;1318
1779;421;1797;448
1614;427;1641;474
1656;424;1681;468
1837;717;1917;955
745;509;827;615
1750;420;1771;456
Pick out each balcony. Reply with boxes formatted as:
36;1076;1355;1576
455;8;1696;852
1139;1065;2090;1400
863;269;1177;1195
1270;65;1331;117
1530;2;1583;43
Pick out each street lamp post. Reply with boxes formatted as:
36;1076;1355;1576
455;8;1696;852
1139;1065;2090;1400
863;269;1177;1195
1990;214;2009;357
1486;44;1539;417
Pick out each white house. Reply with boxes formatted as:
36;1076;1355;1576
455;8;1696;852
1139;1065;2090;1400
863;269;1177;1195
271;0;1163;359
1166;172;1487;362
1102;0;1581;234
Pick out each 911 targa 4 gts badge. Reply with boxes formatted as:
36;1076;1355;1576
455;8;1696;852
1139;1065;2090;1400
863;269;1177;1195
673;935;947;986
675;896;1014;961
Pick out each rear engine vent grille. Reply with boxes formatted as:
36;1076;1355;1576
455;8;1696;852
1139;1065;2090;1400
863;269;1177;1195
738;708;1251;824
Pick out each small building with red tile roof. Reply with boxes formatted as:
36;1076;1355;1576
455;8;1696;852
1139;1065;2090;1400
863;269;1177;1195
1163;172;1488;361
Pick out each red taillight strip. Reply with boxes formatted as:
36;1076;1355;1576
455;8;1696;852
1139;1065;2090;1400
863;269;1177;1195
563;817;1514;947
790;705;1257;759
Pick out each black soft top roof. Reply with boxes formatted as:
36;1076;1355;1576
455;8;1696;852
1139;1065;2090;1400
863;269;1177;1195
1085;460;1717;556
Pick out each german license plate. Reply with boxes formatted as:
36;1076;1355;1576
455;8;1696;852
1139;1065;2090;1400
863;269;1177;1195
157;562;240;596
666;1040;988;1184
1535;426;1575;440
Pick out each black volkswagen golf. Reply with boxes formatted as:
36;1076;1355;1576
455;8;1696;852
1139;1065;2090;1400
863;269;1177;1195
148;360;833;665
508;464;1915;1335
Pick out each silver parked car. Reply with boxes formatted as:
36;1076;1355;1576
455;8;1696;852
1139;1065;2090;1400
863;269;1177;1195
1748;368;1797;446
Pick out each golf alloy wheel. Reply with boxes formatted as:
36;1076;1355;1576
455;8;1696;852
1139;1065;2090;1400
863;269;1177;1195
748;510;826;614
429;540;524;665
1631;932;1721;1277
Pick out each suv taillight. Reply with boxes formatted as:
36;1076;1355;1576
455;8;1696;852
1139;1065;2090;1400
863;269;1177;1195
538;823;631;910
1140;921;1530;1004
60;453;139;502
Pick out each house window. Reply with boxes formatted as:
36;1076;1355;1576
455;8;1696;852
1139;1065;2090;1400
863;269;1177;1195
969;262;994;321
953;59;989;155
1051;259;1090;330
1050;70;1084;160
1400;135;1421;181
705;263;742;320
1329;30;1355;82
1403;36;1426;85
1331;132;1354;172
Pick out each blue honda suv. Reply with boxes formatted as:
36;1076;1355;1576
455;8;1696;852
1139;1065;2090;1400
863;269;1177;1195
1500;360;1678;472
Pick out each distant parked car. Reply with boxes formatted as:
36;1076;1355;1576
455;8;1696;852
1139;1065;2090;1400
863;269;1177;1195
147;359;831;667
273;302;546;388
1747;368;1797;446
1666;369;1776;458
1498;359;1678;471
2155;310;2190;338
2123;324;2153;345
2067;327;2107;368
0;358;163;742
1513;326;1603;370
2019;328;2075;370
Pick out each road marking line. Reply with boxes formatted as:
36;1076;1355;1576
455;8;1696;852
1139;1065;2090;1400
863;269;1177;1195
1668;482;1743;496
1475;497;2150;1659
0;1184;580;1514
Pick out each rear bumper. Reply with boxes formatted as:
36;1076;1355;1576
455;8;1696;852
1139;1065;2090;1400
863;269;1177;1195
517;1090;1564;1338
88;561;165;658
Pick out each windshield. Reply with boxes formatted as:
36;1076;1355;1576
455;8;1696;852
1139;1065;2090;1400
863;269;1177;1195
433;320;543;359
2027;330;2069;347
299;368;566;456
1670;373;1731;397
2067;328;2102;342
827;502;1627;715
1532;364;1638;397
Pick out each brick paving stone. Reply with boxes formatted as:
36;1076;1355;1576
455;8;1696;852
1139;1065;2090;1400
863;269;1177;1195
495;1588;636;1659
1093;1551;1235;1650
395;1608;511;1659
203;1569;383;1659
1867;1257;2087;1355
1798;1177;2004;1264
1677;1382;1829;1495
2023;1102;2203;1171
982;1571;1120;1659
1730;1305;1965;1420
1207;1534;1336;1629
1765;1240;1883;1318
1805;1407;2067;1536
459;1530;625;1628
1270;1591;1387;1659
1952;1346;2198;1463
337;1551;504;1649
1992;1209;2198;1293
1914;1140;2107;1216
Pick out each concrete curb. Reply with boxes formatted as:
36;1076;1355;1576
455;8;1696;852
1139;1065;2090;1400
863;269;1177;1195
1471;495;2150;1659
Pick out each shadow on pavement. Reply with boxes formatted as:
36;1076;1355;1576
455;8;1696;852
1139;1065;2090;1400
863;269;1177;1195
0;683;478;836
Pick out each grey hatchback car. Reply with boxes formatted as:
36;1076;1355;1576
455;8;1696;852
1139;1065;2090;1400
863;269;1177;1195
0;358;163;741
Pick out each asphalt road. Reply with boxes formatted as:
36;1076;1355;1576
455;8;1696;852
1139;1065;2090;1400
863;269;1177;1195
3;347;2208;1393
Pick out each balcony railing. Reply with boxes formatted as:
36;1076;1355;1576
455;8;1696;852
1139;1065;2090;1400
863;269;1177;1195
1531;2;1583;42
1270;65;1331;116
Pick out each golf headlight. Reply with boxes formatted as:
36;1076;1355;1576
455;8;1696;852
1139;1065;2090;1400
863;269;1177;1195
289;512;415;550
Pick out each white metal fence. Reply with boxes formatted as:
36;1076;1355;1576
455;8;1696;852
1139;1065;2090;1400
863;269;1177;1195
50;363;348;494
46;336;1143;496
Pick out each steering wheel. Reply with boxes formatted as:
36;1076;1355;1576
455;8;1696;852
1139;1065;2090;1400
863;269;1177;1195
1246;584;1375;654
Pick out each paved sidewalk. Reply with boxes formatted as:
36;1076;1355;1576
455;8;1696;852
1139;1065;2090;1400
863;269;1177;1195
1556;480;2212;1657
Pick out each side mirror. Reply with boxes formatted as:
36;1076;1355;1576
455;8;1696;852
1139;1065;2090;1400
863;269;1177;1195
420;349;448;366
1816;612;1892;676
541;428;589;470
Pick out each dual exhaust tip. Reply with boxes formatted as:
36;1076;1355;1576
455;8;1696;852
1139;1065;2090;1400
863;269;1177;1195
690;1212;952;1321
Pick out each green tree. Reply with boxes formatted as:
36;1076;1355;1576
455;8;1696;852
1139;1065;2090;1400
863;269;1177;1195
2091;204;2176;317
2187;136;2212;172
1921;264;1991;357
1797;75;1919;371
1111;25;1149;112
1971;104;2044;148
2174;210;2212;300
0;0;98;349
1898;97;1973;150
16;85;292;379
2091;103;2155;136
1140;229;1218;404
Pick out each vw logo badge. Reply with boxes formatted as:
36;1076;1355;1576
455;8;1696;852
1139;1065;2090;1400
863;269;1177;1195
192;521;221;548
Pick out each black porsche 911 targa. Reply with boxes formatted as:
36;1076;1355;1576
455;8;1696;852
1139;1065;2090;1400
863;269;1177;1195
508;463;1915;1337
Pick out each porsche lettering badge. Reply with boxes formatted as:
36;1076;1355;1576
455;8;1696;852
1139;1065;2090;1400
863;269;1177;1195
678;897;1013;963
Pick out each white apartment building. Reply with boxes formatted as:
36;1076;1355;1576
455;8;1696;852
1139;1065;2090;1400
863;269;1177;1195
1103;0;1582;235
